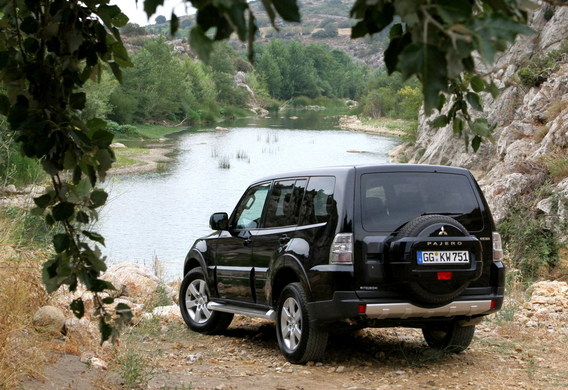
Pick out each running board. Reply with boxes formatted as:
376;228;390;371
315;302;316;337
207;301;276;321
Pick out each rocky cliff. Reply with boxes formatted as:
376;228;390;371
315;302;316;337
392;5;568;228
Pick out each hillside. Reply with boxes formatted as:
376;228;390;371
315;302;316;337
131;0;386;67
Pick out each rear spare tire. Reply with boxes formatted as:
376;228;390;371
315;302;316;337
387;215;482;306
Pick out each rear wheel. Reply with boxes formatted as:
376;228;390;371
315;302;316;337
179;268;233;334
276;283;328;364
422;322;475;353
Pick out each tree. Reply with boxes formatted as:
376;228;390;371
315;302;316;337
155;15;167;24
2;0;562;342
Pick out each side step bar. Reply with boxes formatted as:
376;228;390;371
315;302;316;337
207;301;276;321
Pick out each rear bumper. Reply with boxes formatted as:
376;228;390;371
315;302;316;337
364;300;492;319
308;291;504;323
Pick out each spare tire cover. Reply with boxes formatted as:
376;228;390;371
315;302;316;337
389;215;482;306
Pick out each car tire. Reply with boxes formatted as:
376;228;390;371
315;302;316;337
179;268;233;334
276;283;328;364
422;322;475;353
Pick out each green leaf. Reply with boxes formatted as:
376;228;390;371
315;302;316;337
112;10;129;28
70;298;85;318
398;43;448;113
102;297;115;304
87;118;107;133
34;193;53;209
466;92;483;111
91;129;114;148
76;211;90;224
429;115;449;128
53;233;70;253
99;317;113;344
470;76;485;92
190;26;214;63
53;202;75;221
0;94;9;115
472;14;534;63
261;0;277;26
170;13;179;36
472;135;482;152
435;0;472;25
143;0;164;18
90;189;108;208
115;303;133;323
70;92;86;110
108;62;123;83
453;117;464;135
272;0;300;23
488;82;500;99
82;230;106;246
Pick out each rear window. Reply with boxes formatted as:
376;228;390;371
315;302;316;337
361;172;483;232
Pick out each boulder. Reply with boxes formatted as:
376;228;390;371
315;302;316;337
102;263;160;301
33;305;66;334
101;262;175;304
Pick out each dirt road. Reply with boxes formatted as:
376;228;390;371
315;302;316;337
25;311;568;390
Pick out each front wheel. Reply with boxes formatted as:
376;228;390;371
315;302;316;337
276;283;328;364
179;268;233;334
422;322;475;353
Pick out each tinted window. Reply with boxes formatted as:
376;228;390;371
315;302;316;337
300;177;336;225
234;183;270;229
264;179;307;228
361;172;483;231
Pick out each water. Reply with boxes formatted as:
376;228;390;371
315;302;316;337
98;113;401;280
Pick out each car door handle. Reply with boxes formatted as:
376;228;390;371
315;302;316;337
243;238;252;246
279;235;290;245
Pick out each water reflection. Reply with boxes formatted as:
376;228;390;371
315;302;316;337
98;115;401;280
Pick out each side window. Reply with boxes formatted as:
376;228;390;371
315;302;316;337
300;177;336;226
264;179;307;228
233;183;270;230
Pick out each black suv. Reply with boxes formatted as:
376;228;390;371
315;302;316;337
179;164;505;363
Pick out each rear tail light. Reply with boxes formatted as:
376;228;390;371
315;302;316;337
329;233;353;264
492;232;504;262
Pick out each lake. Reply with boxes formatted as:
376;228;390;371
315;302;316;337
98;113;401;280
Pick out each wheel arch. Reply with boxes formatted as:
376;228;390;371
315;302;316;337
269;255;312;307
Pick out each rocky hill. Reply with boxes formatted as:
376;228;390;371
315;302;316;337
136;0;386;66
391;5;568;233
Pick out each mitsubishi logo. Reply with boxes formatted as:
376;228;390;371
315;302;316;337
438;226;449;236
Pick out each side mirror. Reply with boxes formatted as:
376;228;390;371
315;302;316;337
209;212;228;231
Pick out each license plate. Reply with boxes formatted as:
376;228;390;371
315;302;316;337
417;251;469;264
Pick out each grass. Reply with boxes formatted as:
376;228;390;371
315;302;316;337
0;211;50;388
218;155;231;169
361;117;419;141
113;148;150;169
116;349;155;389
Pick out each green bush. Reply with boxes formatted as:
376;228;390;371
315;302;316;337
517;41;568;88
498;187;565;281
106;121;141;138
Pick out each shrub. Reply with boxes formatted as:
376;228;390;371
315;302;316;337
517;41;568;88
498;184;565;281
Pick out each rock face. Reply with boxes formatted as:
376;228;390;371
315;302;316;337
394;6;568;228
